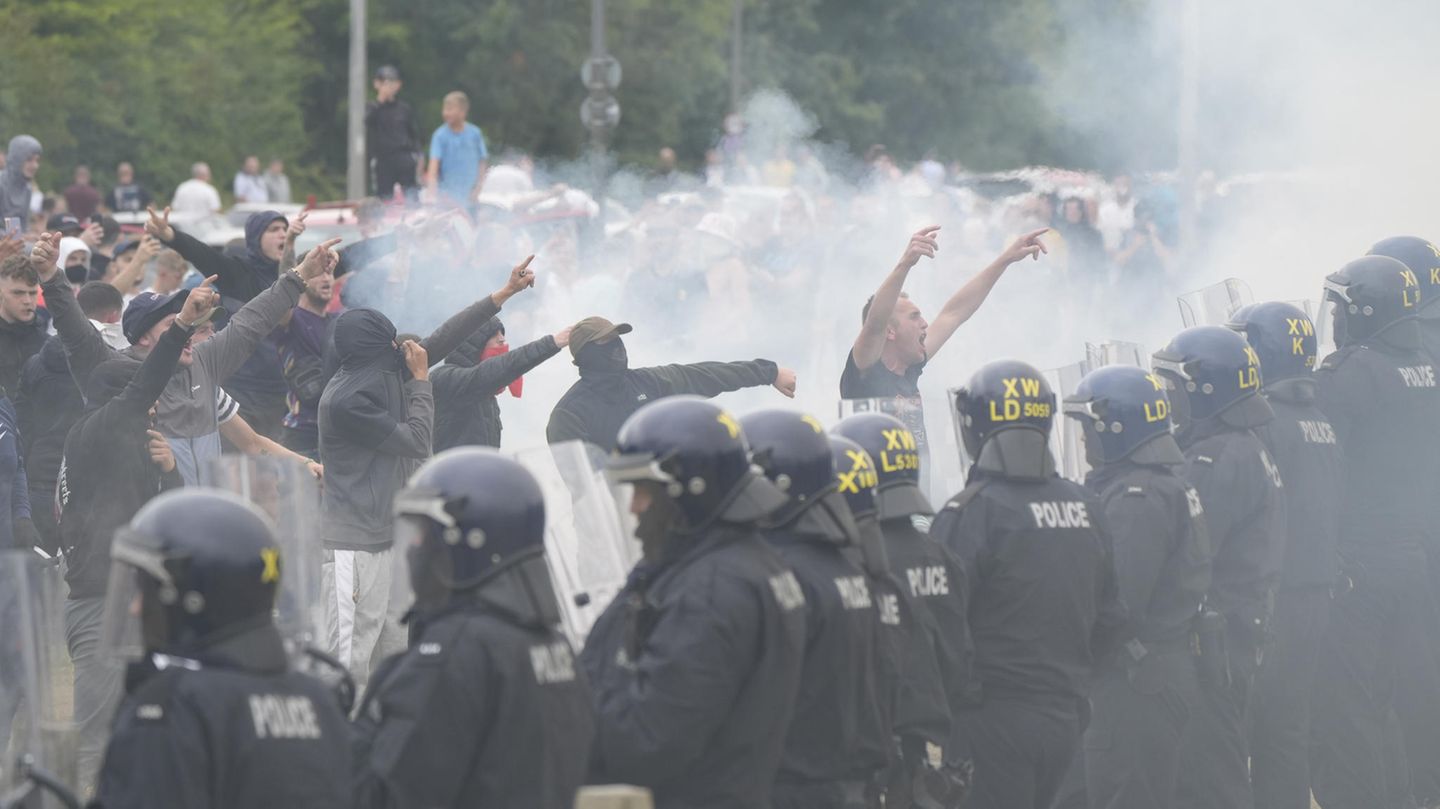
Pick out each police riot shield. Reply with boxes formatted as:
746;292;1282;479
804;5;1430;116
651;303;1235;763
0;551;77;808
210;456;324;650
509;441;639;645
1178;278;1255;328
1044;361;1092;483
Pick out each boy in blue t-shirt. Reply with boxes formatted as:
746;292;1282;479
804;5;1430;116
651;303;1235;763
426;90;489;206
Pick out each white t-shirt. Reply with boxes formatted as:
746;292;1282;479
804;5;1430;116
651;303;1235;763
171;179;222;215
1096;197;1135;252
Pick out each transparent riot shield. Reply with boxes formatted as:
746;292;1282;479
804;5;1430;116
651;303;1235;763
509;441;639;645
210;456;324;650
0;551;78;809
1045;362;1092;483
1177;278;1255;328
1085;339;1149;370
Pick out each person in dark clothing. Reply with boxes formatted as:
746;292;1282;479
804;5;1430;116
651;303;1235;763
1227;302;1345;809
58;278;214;798
12;281;122;554
0;396;38;551
0;255;48;397
928;359;1126;809
275;265;336;459
353;448;595;809
319;258;535;694
546;316;796;452
1152;326;1286;809
146;205;401;440
583;397;807;809
832;412;975;804
107;161;153;213
827;434;964;809
1309;256;1440;809
432;317;569;450
742;410;889;808
1061;365;1212;809
93;489;351;809
367;65;422;198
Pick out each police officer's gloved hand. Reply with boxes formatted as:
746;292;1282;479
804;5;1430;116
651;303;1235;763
13;518;41;553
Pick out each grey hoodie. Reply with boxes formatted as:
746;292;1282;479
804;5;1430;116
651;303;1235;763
0;136;42;223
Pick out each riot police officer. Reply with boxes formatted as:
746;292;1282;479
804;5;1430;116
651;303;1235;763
351;448;595;809
92;489;350;809
929;359;1126;809
1309;256;1440;809
580;396;807;809
828;434;966;809
1152;325;1285;809
742;409;889;808
1227;302;1344;809
833;412;975;802
1061;365;1211;809
1366;234;1440;805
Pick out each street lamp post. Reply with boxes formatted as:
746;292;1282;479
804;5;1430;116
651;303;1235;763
346;0;367;201
581;0;621;223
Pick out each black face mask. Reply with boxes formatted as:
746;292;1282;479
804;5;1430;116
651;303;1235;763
577;338;629;375
406;539;451;616
634;481;682;564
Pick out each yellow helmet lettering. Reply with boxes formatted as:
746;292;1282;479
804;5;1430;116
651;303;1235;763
716;412;740;439
260;547;281;584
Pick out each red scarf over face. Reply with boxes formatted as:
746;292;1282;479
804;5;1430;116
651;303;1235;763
483;344;523;397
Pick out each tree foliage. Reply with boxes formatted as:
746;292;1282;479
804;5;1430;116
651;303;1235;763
0;0;1167;199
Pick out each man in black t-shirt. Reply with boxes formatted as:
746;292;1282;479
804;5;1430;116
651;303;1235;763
841;225;1050;456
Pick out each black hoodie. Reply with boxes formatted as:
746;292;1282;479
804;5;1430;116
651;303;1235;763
0;315;49;398
432;323;560;450
58;321;190;598
16;336;84;503
318;294;503;551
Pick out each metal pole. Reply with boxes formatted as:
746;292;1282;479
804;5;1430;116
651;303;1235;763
730;0;743;113
590;0;608;223
346;0;368;201
1177;0;1199;256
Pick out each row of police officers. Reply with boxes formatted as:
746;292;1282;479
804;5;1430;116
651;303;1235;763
82;236;1440;809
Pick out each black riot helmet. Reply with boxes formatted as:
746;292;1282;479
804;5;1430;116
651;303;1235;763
609;396;787;533
1369;235;1440;319
828;434;892;576
1152;326;1271;440
831;412;932;519
113;489;281;654
395;448;560;625
1323;255;1423;346
1063;365;1185;467
1227;302;1318;386
954;359;1058;479
742;409;860;544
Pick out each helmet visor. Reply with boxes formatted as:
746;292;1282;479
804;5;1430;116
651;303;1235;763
99;529;169;666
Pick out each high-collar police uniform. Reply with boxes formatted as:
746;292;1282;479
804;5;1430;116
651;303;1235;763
929;361;1127;809
351;449;595;809
1229;302;1345;809
92;490;350;809
1060;365;1211;809
580;398;807;809
1155;326;1285;809
1308;257;1440;809
744;410;890;809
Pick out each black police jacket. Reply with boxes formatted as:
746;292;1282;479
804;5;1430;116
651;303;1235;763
352;603;595;809
765;530;891;785
92;625;350;809
930;469;1126;709
1180;421;1286;628
1255;386;1344;587
879;516;974;726
580;527;807;809
1317;337;1440;547
1084;459;1211;650
546;359;778;452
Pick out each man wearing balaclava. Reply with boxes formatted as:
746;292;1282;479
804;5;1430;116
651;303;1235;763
0;135;42;224
431;316;571;450
545;315;798;452
318;257;536;694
